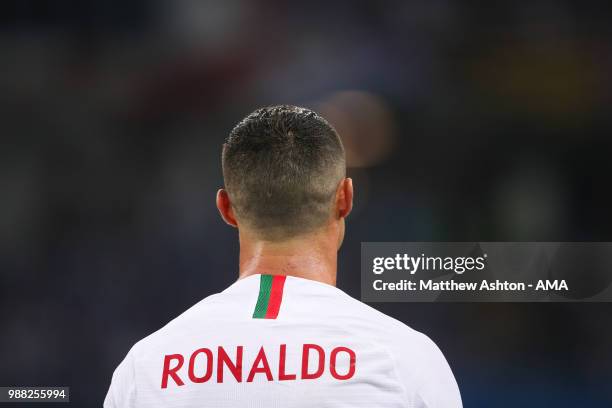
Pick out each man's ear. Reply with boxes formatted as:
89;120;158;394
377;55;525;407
335;178;353;219
216;189;238;227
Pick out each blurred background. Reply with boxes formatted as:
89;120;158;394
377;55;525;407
2;0;612;406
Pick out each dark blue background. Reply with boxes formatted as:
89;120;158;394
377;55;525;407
1;1;612;406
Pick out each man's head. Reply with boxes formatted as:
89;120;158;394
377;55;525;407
217;105;352;244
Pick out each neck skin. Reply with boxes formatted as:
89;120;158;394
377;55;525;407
237;226;339;286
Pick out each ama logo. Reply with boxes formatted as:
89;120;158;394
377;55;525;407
535;280;568;291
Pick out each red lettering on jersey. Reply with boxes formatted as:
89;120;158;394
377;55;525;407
247;346;273;382
301;344;325;379
161;354;185;389
278;344;296;381
188;348;213;383
330;347;356;380
217;346;243;383
161;344;357;388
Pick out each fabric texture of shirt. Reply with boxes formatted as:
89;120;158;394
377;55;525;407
104;274;462;408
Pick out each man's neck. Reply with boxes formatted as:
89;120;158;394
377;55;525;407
237;231;338;286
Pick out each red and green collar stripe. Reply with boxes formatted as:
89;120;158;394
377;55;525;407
253;275;287;319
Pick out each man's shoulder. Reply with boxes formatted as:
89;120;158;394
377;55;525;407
128;279;438;360
325;287;438;351
333;292;460;405
129;293;226;356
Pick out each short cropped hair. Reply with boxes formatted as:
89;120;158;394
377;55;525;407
222;105;345;240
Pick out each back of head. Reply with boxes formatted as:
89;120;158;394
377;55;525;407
222;105;345;241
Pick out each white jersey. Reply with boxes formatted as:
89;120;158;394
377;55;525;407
105;274;461;408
